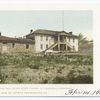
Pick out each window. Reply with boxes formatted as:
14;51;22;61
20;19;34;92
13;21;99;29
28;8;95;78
73;38;75;43
40;36;43;41
46;44;48;49
40;44;43;49
12;43;15;48
69;38;70;42
26;44;29;49
46;36;48;41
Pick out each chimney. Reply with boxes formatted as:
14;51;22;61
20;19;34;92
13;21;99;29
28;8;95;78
0;32;1;36
69;32;72;35
30;29;33;33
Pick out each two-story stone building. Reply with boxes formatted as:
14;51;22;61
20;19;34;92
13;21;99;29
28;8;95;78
26;29;78;53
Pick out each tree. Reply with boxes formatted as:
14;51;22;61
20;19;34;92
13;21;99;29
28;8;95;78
78;33;88;46
78;33;93;54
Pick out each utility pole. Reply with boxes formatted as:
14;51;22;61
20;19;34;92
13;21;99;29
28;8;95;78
62;10;64;31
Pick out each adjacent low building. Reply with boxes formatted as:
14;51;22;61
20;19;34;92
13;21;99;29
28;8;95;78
0;33;35;54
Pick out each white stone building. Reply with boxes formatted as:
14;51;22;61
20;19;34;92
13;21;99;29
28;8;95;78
26;29;79;53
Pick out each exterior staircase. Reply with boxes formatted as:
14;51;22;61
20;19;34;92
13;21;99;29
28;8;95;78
43;42;58;53
43;41;74;53
66;42;73;50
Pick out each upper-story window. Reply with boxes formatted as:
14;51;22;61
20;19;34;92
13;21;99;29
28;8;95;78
46;36;48;41
73;38;75;43
40;36;43;41
69;38;70;42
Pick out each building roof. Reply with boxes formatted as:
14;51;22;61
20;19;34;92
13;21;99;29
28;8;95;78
26;29;78;38
0;35;34;44
34;29;63;35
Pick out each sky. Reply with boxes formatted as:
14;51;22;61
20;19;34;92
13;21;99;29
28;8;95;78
0;11;93;40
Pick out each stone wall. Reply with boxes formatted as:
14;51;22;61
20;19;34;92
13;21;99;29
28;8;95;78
0;42;35;54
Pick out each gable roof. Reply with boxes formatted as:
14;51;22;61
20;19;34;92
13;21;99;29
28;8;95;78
0;35;34;44
26;29;78;38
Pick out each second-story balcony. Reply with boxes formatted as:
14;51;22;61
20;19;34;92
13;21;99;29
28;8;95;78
54;35;66;43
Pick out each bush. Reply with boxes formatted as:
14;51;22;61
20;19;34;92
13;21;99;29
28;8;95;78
28;61;40;69
71;75;93;84
67;66;93;84
52;76;69;84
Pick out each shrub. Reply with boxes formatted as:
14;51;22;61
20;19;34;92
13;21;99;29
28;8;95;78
67;66;93;84
69;75;93;84
28;61;40;69
52;76;69;84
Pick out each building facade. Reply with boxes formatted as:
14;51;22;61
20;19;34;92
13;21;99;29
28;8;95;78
26;29;79;53
0;29;78;54
0;34;35;54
